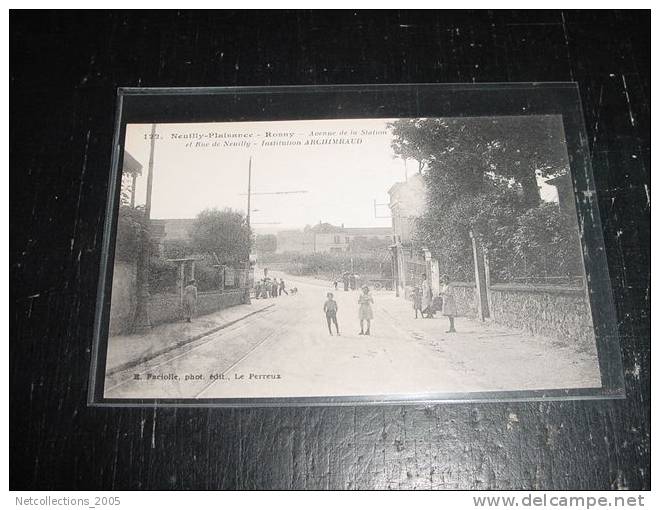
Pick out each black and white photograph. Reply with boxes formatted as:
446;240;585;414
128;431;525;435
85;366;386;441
101;114;604;401
11;8;650;494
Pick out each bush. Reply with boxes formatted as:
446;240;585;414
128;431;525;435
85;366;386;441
194;261;222;292
260;251;392;279
415;178;583;284
162;239;194;259
148;258;179;293
486;203;583;283
115;205;148;262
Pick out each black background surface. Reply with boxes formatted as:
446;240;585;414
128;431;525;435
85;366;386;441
10;10;650;490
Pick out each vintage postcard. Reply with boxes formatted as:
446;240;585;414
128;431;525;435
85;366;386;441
96;112;609;403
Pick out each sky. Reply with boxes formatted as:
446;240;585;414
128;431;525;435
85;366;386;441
125;118;407;231
124;117;560;233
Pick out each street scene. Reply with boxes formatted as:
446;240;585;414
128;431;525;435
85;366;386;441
103;117;602;400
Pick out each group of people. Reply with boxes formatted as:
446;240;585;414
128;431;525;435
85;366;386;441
323;274;457;337
184;272;457;335
333;272;359;292
411;274;457;333
254;277;288;299
322;286;375;337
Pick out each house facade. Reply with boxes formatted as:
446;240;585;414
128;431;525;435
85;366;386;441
275;224;392;254
387;173;440;297
388;172;427;245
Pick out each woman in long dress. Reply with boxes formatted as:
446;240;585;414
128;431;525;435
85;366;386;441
421;273;433;318
358;286;374;335
440;275;457;333
183;279;198;322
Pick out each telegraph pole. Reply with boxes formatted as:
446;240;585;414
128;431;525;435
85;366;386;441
243;156;253;304
132;123;157;332
246;156;252;228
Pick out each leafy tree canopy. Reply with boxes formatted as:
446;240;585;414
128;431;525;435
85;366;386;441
389;117;580;282
389;116;569;207
189;208;251;267
115;205;148;262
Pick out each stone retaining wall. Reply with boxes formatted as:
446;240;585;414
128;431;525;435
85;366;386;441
450;282;478;318
148;289;247;326
109;259;247;335
488;284;595;349
405;279;595;348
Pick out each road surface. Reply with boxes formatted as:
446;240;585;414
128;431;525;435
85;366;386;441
104;272;601;399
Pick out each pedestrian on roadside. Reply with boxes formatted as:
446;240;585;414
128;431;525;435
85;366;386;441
183;279;198;322
323;292;340;336
440;275;457;333
412;286;423;319
358;286;374;335
421;273;433;318
343;272;349;292
279;278;288;296
254;280;262;299
272;279;279;298
333;279;338;291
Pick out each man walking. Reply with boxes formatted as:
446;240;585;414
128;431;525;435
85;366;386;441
183;279;198;322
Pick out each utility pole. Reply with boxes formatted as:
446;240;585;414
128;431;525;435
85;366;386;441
243;156;253;304
130;173;137;208
246;156;252;229
132;123;157;333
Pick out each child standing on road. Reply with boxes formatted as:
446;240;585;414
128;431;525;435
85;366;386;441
323;292;340;336
358;286;374;335
440;274;457;333
412;286;422;319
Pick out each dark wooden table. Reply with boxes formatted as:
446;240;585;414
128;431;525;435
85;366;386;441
10;10;650;490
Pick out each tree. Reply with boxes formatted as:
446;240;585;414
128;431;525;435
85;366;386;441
115;205;149;262
189;208;251;267
390;116;569;208
389;116;580;283
486;202;583;283
162;239;194;259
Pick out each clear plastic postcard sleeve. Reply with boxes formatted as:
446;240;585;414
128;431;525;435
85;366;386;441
88;83;625;407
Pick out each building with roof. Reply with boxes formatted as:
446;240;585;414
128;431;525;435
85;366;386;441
150;218;195;243
275;224;393;254
313;226;393;253
388;172;427;245
387;173;438;297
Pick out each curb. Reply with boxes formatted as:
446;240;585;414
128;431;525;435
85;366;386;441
106;304;275;377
